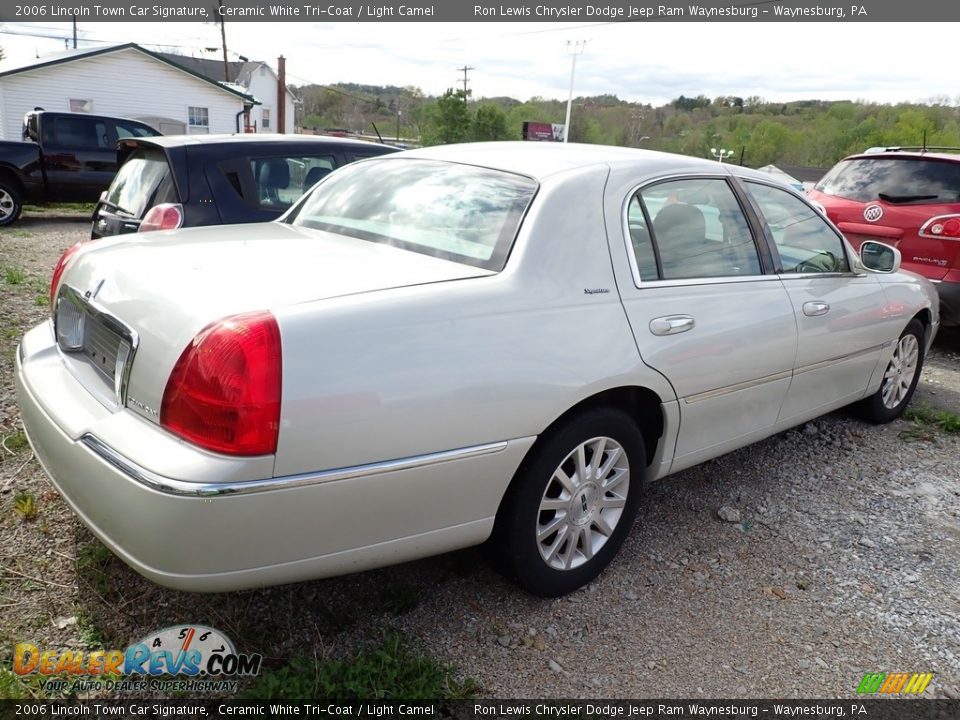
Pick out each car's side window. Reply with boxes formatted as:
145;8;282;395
250;155;337;210
46;116;110;150
744;181;850;274
636;178;761;281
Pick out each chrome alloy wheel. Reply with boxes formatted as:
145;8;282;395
881;334;920;410
536;436;630;571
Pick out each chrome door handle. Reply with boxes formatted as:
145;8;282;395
649;315;695;336
803;301;830;317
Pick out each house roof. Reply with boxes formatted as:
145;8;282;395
153;52;252;85
155;51;300;103
0;43;258;104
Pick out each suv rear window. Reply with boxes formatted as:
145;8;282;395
816;157;960;205
104;148;177;219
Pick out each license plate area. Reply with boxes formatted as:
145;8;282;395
54;285;138;410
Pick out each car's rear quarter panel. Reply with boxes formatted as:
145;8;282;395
272;166;672;484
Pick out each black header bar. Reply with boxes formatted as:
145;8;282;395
1;0;959;22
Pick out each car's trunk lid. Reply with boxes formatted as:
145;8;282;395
56;222;493;423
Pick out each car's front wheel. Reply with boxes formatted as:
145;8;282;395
857;318;925;423
490;408;645;597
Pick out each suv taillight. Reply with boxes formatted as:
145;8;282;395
140;203;183;233
160;311;282;456
49;242;84;305
919;214;960;239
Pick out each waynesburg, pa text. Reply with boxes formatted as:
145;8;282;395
472;703;867;717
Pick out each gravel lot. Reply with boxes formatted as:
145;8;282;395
1;213;958;699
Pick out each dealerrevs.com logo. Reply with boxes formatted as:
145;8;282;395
13;625;262;694
856;672;934;695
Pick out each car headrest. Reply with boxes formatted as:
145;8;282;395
259;159;290;189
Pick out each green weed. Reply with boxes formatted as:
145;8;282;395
241;634;477;700
905;402;960;434
3;431;29;452
4;267;26;285
14;492;38;521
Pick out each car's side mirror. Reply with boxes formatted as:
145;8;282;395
860;241;901;274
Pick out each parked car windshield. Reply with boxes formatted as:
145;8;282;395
815;157;960;204
103;148;176;218
286;158;537;271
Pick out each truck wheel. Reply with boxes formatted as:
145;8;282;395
0;179;23;227
489;408;645;597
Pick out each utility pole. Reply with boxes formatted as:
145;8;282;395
563;40;586;144
71;15;77;48
457;65;474;102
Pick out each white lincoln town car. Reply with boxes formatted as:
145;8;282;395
16;143;938;597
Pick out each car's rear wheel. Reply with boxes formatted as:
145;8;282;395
856;319;925;423
490;408;645;597
0;178;22;227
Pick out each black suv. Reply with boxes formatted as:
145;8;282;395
91;134;398;238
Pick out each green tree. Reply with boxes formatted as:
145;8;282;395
471;104;509;141
422;89;472;145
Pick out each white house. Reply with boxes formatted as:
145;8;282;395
0;43;258;141
155;52;298;134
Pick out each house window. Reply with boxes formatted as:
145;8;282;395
188;106;209;134
69;99;94;113
262;109;271;130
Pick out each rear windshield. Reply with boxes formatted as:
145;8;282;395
104;148;177;218
285;158;537;272
816;157;960;205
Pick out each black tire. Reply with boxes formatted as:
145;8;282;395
489;408;645;597
0;177;23;227
856;319;925;424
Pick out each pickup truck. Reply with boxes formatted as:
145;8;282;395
0;110;160;227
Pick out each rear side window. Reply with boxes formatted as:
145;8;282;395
633;177;761;280
45;116;109;150
816;157;960;205
103;148;176;219
250;155;337;210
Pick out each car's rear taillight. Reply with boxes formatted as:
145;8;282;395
160;311;282;456
139;203;183;233
49;242;84;306
919;214;960;239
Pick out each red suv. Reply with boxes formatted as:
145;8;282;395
808;148;960;327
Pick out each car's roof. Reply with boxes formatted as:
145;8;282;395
399;141;747;181
122;133;397;150
847;150;960;163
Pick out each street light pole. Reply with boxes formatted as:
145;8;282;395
563;40;586;144
710;147;734;163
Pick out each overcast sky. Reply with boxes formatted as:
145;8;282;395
1;21;956;106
